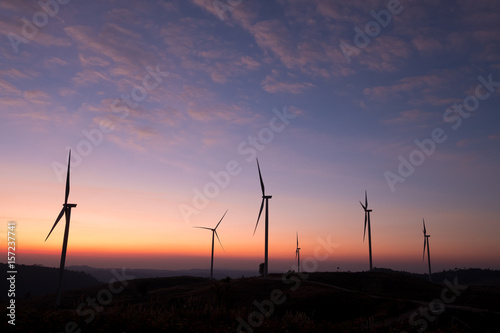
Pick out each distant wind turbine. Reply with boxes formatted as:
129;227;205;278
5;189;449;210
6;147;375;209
253;158;272;279
422;219;432;282
45;150;77;307
194;210;227;279
360;190;373;271
295;232;301;273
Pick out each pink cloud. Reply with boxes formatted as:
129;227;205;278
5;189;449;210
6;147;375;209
160;18;261;84
0;79;21;95
58;88;77;97
72;70;111;87
456;139;472;148
488;134;500;141
44;57;68;67
363;71;457;101
64;24;158;75
356;36;412;72
78;54;110;67
187;101;251;123
384;109;431;125
261;74;313;94
0;68;38;80
412;35;444;53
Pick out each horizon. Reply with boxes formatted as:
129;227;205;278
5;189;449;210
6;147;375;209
1;1;500;276
8;249;499;275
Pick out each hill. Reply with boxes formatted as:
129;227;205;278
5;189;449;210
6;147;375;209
0;263;101;299
2;269;499;332
67;265;258;282
371;267;500;285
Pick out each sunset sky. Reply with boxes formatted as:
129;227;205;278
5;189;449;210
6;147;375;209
1;0;499;275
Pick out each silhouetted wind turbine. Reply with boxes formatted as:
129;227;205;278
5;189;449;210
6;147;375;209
295;232;301;273
194;210;227;279
360;191;373;271
422;219;432;282
253;158;272;279
45;150;77;307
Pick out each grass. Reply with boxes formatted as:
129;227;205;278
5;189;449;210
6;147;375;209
2;271;499;332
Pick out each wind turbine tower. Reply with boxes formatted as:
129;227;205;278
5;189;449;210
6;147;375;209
194;210;227;279
45;150;77;307
254;158;272;279
296;232;301;273
360;191;373;271
422;219;432;282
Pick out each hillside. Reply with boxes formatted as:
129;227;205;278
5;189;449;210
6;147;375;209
0;263;101;299
2;269;499;332
67;265;258;282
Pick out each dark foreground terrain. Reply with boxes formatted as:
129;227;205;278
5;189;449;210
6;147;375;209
2;268;500;332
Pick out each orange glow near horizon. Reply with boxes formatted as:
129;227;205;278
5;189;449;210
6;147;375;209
1;143;499;274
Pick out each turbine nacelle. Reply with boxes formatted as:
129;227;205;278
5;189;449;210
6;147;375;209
194;209;227;252
262;195;272;199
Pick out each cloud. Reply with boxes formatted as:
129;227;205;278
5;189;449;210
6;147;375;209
58;88;77;97
64;23;158;76
384;109;431;125
72;70;111;87
0;79;21;95
160;18;262;84
456;139;473;148
189;1;352;78
356;36;412;72
0;68;38;80
411;35;444;53
261;73;313;94
363;71;458;102
78;54;110;67
44;57;68;67
23;89;51;103
186;101;253;124
488;134;500;141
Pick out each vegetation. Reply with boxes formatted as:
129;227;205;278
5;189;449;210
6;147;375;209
2;267;499;332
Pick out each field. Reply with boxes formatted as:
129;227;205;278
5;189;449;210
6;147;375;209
3;269;500;332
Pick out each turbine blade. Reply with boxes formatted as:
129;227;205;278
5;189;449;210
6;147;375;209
296;231;298;248
193;226;213;231
64;150;71;205
359;201;366;210
363;213;367;241
365;190;368;209
214;231;224;252
295;249;298;259
215;209;228;230
45;207;65;241
423;237;427;260
257;158;265;195
254;199;265;235
423;219;426;235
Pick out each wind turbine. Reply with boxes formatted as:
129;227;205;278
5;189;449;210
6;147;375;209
253;158;272;279
45;150;77;307
422;219;432;282
194;210;227;279
295;232;301;273
360;191;373;271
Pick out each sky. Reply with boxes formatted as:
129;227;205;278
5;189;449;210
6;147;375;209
1;0;499;275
